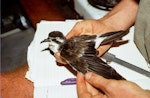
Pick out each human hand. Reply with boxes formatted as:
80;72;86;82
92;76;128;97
55;19;116;64
66;19;116;56
77;72;150;98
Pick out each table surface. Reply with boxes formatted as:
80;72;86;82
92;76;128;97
1;65;33;98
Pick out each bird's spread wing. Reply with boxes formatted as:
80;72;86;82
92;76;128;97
60;35;124;80
79;39;124;80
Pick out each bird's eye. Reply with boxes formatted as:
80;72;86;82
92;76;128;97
52;39;56;41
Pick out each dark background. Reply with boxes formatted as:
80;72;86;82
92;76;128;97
1;0;82;72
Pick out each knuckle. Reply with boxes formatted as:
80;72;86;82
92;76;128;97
105;80;118;91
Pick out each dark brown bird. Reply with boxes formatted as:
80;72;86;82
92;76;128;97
41;30;128;80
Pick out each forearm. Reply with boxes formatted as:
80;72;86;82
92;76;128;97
98;0;139;31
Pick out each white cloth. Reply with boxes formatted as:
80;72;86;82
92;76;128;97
26;20;150;98
26;20;79;98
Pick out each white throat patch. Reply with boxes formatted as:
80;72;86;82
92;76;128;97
48;42;60;53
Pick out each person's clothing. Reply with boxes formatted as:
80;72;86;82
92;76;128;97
134;0;150;64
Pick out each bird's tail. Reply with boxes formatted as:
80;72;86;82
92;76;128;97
100;30;129;45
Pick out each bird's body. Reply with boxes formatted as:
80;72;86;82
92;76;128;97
41;31;128;80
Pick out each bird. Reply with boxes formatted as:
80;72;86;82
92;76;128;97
41;30;128;80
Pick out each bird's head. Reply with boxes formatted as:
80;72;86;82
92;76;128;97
41;31;66;53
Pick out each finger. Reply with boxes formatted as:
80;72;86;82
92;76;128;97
76;72;91;98
76;72;88;94
85;72;110;92
66;28;79;39
86;81;104;96
66;21;85;39
55;52;67;64
97;43;112;56
66;29;74;39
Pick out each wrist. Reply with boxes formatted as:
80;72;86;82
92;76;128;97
143;90;150;98
97;0;139;31
97;18;123;31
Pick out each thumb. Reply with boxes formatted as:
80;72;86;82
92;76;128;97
85;72;109;92
66;29;78;39
97;43;112;57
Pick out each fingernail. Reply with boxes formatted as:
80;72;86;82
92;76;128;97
85;72;92;80
77;72;84;77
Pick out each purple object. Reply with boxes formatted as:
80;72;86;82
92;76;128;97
60;78;76;85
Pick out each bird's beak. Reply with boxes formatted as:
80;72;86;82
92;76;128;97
41;38;50;52
41;47;49;52
40;38;50;44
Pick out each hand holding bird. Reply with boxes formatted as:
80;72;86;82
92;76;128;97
55;20;118;64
